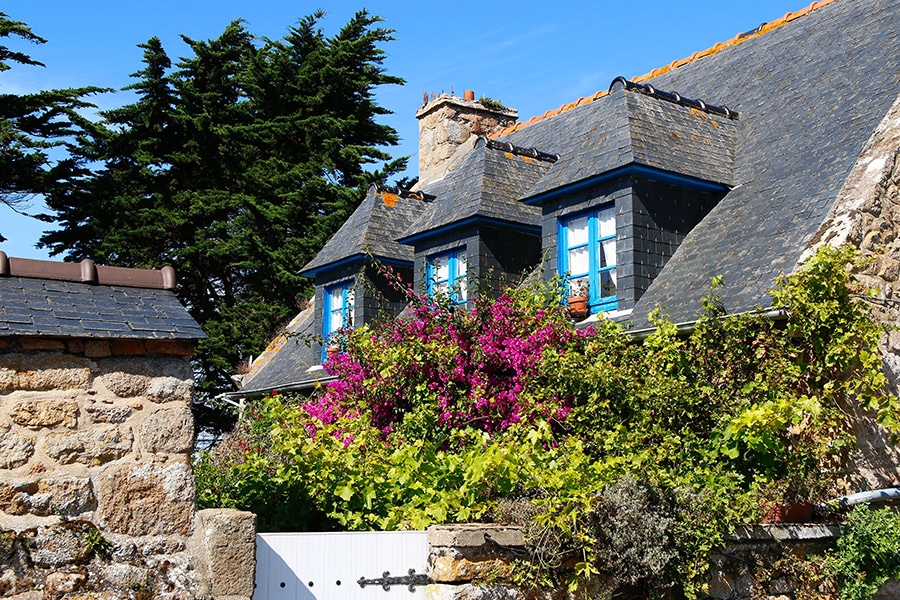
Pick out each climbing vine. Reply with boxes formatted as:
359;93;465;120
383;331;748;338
196;245;898;598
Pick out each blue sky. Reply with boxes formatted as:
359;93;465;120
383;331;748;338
2;0;809;260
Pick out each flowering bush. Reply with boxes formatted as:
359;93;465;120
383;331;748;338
317;282;582;444
196;246;899;599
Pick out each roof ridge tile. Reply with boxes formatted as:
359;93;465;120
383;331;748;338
492;0;837;138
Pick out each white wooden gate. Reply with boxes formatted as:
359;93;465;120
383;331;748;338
255;531;429;600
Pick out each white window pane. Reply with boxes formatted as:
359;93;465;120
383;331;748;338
329;309;343;332
434;258;449;281
600;269;617;298
599;238;616;268
455;252;467;276
566;217;589;247
598;207;615;238
457;277;468;302
434;281;449;295
568;246;589;275
328;287;343;309
346;288;355;309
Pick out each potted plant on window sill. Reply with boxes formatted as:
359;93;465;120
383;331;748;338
567;280;590;320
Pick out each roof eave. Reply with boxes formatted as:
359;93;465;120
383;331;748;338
299;253;413;279
397;216;541;246
523;163;731;207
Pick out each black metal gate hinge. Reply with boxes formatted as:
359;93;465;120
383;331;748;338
357;569;430;592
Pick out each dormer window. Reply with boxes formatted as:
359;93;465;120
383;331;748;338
324;281;355;349
427;249;468;304
559;206;617;313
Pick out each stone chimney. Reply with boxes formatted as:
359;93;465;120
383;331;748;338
415;91;518;187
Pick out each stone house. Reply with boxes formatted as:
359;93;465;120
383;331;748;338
0;253;255;599
230;0;900;489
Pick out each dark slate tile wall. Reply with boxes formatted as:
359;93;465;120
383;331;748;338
539;176;723;310
412;227;481;299
314;262;361;354
362;264;414;325
479;227;542;296
539;177;632;301
622;179;725;306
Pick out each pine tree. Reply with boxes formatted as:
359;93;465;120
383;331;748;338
40;12;406;437
0;12;101;242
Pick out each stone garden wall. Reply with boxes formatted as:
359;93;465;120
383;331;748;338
0;336;255;600
425;524;900;600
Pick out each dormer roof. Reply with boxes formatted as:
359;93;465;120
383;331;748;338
300;184;428;277
398;138;554;243
504;81;739;204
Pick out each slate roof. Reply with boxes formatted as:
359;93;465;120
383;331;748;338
0;256;204;339
300;184;428;276
400;139;551;241
625;0;900;326
227;299;329;397
492;0;899;327
507;87;740;201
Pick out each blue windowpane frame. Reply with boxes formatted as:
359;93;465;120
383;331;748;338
426;249;468;305
322;281;354;361
558;206;617;313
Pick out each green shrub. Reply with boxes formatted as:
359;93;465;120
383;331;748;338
829;505;900;600
196;245;899;598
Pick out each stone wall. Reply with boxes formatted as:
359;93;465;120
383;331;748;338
425;524;900;600
806;94;900;489
0;336;255;600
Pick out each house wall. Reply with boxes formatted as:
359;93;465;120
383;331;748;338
805;94;900;489
314;261;414;354
363;263;415;324
624;179;725;306
539;178;634;308
412;226;481;300
314;263;359;355
0;336;255;599
539;177;724;312
411;225;539;302
479;227;541;296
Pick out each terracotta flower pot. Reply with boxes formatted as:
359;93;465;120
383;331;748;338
568;296;589;319
764;501;814;524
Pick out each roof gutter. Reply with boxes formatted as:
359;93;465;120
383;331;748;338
625;308;789;341
826;487;900;510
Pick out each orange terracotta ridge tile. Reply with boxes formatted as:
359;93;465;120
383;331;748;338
491;0;837;138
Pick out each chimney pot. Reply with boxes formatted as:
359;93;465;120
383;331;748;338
464;90;475;101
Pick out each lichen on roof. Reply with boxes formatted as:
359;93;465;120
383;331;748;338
492;0;837;137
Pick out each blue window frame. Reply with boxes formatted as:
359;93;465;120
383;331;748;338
559;206;617;313
426;248;468;304
322;281;354;359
